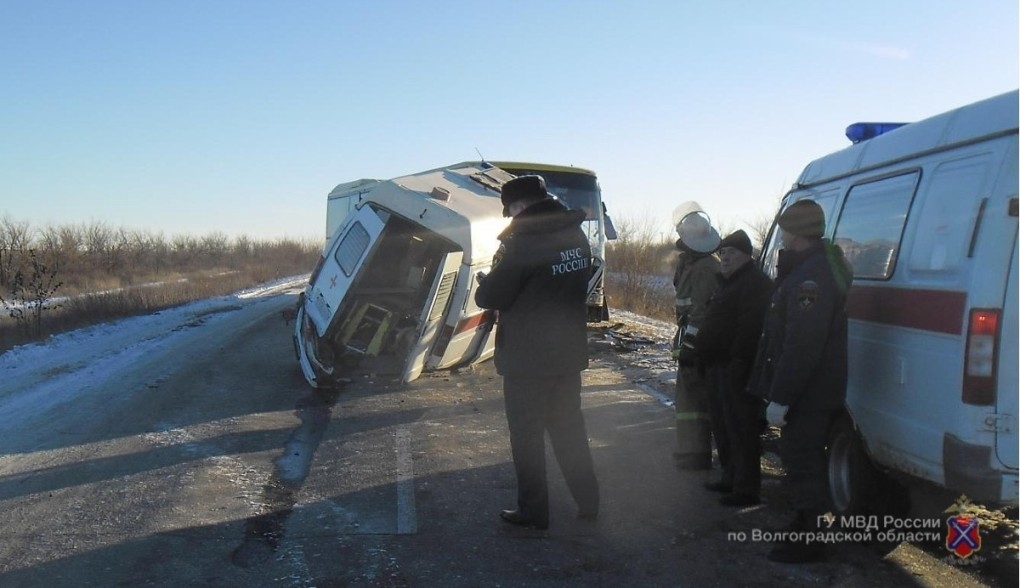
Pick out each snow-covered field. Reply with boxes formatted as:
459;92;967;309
0;275;309;431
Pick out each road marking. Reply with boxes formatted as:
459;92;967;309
634;381;674;408
395;427;417;534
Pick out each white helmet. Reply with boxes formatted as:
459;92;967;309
672;201;721;253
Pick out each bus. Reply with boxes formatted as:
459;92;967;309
484;161;615;322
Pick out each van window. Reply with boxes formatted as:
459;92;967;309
335;222;371;277
834;172;918;280
908;154;992;274
761;190;840;279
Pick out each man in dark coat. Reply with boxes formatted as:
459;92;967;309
694;230;772;507
749;199;852;563
475;175;599;530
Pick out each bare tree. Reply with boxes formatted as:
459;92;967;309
0;249;62;337
743;212;776;256
605;214;675;321
233;234;254;258
83;221;115;273
200;231;230;264
0;216;34;288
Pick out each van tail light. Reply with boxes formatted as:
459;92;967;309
963;308;1000;405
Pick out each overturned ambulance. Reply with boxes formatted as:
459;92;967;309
293;162;515;387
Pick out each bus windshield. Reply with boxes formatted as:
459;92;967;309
490;161;612;321
492;166;602;244
496;167;597;215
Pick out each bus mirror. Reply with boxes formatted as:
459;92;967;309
606;222;618;240
603;204;618;240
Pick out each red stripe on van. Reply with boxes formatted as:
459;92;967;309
847;286;966;335
454;312;490;334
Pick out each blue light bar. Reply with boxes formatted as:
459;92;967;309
845;122;908;144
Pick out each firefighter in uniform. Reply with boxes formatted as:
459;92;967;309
749;200;852;563
670;203;722;471
475;175;600;531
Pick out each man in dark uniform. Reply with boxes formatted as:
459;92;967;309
749;200;852;563
694;230;772;507
475;175;600;531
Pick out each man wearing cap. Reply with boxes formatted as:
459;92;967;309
748;199;852;563
694;230;772;507
475;174;600;531
671;204;722;471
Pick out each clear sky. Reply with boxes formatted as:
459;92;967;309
2;1;1017;242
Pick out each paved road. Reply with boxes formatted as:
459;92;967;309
0;290;1009;587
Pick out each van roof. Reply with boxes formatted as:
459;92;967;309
795;90;1019;188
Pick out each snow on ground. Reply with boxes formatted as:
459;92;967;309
594;308;679;407
0;275;679;435
0;275;309;430
608;308;675;341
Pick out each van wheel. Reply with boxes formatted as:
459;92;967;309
827;415;883;515
827;415;910;518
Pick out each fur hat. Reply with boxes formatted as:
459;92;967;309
719;229;753;256
675;211;721;254
777;200;825;239
501;175;548;216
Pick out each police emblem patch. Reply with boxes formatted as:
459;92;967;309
796;280;820;310
491;242;506;270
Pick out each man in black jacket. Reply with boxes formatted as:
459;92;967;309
475;175;599;531
749;200;852;563
694;230;772;507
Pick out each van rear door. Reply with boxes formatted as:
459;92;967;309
401;252;463;383
307;206;386;336
997;234;1018;469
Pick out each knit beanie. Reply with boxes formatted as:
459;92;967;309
719;229;753;255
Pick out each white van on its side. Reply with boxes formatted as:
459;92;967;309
760;90;1019;513
293;163;513;387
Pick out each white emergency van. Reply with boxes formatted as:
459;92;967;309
760;90;1018;512
324;161;616;322
293;162;513;386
